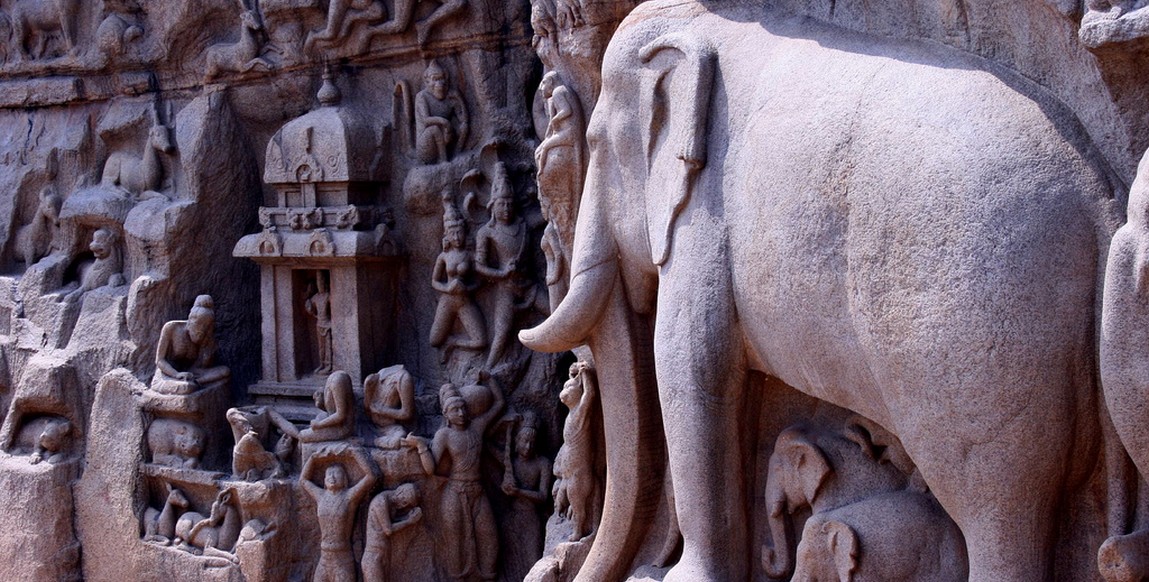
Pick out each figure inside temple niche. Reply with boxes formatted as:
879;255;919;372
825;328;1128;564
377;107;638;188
28;417;70;465
300;445;378;582
101;104;175;199
144;482;190;544
553;361;598;541
415;61;469;165
402;372;505;581
362;483;423;582
501;412;552;579
300;371;357;443
63;228;125;303
152;295;231;394
430;193;487;358
14;183;62;268
475;163;532;368
364;364;415;449
304;271;334;375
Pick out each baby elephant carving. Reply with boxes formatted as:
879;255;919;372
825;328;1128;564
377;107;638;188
791;491;967;582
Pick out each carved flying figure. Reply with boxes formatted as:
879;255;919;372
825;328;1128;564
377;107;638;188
101;106;176;198
429;192;487;358
304;0;383;53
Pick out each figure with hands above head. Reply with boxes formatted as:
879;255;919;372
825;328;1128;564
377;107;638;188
301;444;378;582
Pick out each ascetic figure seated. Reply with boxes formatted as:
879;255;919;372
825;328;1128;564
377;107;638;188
151;295;231;395
299;370;357;443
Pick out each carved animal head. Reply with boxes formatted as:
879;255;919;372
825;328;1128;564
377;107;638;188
792;519;860;582
173;424;205;459
38;419;71;453
240;10;263;31
148;122;175;154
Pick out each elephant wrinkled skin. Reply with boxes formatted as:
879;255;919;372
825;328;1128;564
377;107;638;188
520;1;1121;581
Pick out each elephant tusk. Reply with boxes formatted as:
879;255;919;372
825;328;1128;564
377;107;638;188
519;257;618;353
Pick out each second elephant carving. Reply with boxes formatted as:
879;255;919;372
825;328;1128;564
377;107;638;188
762;422;966;582
519;1;1119;580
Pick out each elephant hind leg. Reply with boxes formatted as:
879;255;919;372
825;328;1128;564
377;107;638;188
910;420;1066;582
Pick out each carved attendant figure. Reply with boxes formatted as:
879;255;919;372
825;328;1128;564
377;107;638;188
362;483;423;582
430;195;487;357
364;364;415;449
304;271;334;375
501;413;552;579
553;361;597;541
475;163;530;367
415;61;468;164
403;373;505;581
153;295;231;394
301;446;378;582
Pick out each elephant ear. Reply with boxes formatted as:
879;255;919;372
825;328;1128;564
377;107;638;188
638;33;716;266
780;433;833;505
822;520;860;582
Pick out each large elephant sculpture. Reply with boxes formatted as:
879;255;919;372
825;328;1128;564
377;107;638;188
520;1;1122;581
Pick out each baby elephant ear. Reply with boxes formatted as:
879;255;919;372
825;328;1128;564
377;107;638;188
822;520;860;582
638;33;716;267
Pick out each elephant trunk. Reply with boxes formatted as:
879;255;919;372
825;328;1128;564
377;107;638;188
762;482;795;578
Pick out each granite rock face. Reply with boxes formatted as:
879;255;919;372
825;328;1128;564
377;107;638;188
2;0;1149;581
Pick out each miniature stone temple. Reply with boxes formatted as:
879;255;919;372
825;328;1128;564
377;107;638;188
11;0;1149;581
233;72;402;408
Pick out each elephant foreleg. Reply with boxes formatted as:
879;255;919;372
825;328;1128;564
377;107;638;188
655;228;749;582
